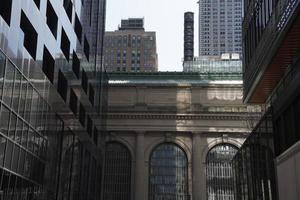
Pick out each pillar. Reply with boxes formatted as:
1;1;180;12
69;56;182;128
134;132;145;200
192;133;203;200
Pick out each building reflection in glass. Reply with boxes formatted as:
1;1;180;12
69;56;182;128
0;0;107;199
149;143;189;200
103;142;132;200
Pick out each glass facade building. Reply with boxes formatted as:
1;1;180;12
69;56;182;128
198;0;243;56
0;0;107;199
183;55;242;73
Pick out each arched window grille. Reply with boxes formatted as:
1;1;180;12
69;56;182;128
206;144;238;200
103;142;131;200
149;143;189;200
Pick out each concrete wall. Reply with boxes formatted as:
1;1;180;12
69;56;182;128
277;141;300;200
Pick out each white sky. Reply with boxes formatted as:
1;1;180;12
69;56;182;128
105;0;199;71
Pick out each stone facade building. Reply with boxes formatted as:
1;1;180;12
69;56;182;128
104;72;260;200
103;18;158;72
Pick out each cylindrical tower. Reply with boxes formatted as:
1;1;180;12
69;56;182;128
184;12;194;61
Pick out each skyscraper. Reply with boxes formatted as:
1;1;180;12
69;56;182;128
198;0;243;56
0;0;107;199
103;18;158;72
184;12;194;61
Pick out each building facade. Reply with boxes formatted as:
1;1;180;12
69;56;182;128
237;0;300;198
104;72;261;200
198;0;243;56
0;0;107;199
103;18;158;72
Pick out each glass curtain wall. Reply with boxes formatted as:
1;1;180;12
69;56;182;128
149;143;189;200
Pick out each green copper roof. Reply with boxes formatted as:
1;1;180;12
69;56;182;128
108;72;243;86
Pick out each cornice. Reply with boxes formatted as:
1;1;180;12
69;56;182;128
107;112;260;121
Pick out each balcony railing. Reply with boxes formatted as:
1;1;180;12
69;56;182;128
243;0;300;102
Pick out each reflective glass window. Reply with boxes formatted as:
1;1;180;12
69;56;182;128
0;105;10;136
12;70;22;112
18;76;27;118
0;51;5;100
3;61;15;106
206;144;238;200
42;46;55;83
0;134;6;166
4;140;13;169
61;28;70;61
46;0;58;38
103;142;131;200
75;14;82;43
0;0;12;25
20;11;38;60
149;143;189;200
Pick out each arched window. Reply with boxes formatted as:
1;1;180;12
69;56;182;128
103;142;131;200
149;143;189;200
206;144;238;200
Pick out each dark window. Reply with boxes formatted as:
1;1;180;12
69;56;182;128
74;14;82;43
0;0;12;25
61;28;70;61
93;127;98;145
81;70;88;93
149;143;189;200
57;70;68;101
89;84;94;105
42;46;55;83
33;0;40;8
63;0;73;21
84;36;90;61
79;103;85;126
46;0;58;38
206;144;238;200
103;142;131;200
87;116;93;136
69;89;77;115
72;51;80;78
20;11;38;60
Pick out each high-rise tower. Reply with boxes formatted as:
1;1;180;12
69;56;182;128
0;0;107;199
198;0;243;56
103;18;158;72
184;12;194;61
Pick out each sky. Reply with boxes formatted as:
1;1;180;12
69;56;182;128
105;0;199;71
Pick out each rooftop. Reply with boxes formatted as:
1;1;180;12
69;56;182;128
108;72;243;86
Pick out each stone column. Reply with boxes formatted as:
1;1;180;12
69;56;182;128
192;133;202;200
134;132;145;200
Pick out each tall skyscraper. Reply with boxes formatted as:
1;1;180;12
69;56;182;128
0;0;107;199
103;18;158;72
198;0;243;56
184;12;194;61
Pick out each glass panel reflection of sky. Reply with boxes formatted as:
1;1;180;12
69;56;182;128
149;143;189;200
